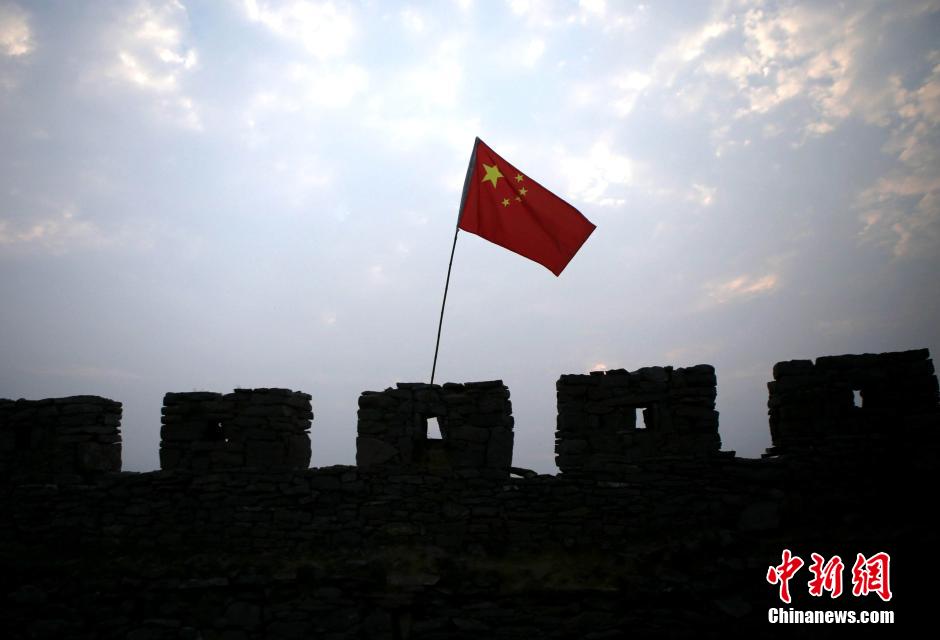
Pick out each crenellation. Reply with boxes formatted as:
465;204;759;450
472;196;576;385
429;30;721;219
766;348;940;454
356;381;513;478
3;348;936;484
160;388;312;472
555;364;722;475
0;395;122;483
1;348;937;636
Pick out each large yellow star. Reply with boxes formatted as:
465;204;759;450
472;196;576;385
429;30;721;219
481;163;504;188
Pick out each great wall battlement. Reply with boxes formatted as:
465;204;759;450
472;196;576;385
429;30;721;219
1;349;938;638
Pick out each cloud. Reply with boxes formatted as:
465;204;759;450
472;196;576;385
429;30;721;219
856;171;940;258
676;19;730;65
507;0;638;30
582;0;940;261
495;34;546;70
705;273;779;305
856;53;940;258
400;55;463;108
268;154;333;208
509;0;535;17
237;3;368;137
0;205;112;253
400;7;426;35
0;191;158;255
0;2;32;57
578;0;605;19
690;183;716;207
241;62;368;145
558;139;634;206
727;5;867;133
291;61;369;108
361;37;477;153
111;1;197;90
521;37;545;67
93;0;201;129
243;0;355;60
364;110;480;157
644;2;940;149
610;70;650;117
650;17;731;89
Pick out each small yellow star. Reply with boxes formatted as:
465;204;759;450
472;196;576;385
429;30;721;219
515;173;524;183
482;163;504;188
518;187;528;197
501;198;510;207
515;196;522;202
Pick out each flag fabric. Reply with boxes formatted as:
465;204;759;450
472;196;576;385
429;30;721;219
457;137;596;276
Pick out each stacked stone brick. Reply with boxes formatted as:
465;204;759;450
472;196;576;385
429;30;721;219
4;351;940;636
555;365;721;474
0;395;121;482
767;348;939;453
160;388;312;472
356;381;514;479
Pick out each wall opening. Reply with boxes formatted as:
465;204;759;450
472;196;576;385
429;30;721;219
635;406;656;430
852;390;862;408
427;417;443;440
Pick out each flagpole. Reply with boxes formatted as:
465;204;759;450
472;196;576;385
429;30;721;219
430;137;479;384
430;224;459;384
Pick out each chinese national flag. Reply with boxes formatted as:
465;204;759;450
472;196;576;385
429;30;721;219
457;137;596;276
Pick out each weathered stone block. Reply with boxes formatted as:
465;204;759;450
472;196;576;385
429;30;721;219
556;363;721;474
159;388;313;472
355;381;514;477
767;348;939;452
356;437;398;467
772;360;814;378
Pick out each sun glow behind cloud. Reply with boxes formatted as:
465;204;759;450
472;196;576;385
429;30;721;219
243;0;355;60
0;2;32;57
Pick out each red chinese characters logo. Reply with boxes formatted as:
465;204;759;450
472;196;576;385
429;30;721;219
851;552;892;602
808;553;844;598
766;548;804;604
766;551;892;602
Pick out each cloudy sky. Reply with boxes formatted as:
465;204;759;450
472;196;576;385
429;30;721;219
1;0;938;472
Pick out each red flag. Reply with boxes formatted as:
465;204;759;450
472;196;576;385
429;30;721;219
457;137;596;276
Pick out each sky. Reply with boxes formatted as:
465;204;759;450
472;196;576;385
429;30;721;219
1;0;938;473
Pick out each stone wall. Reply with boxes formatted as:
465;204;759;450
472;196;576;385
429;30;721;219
356;381;514;479
2;443;932;638
1;353;938;637
160;388;312;472
0;395;121;483
555;365;721;475
767;348;939;453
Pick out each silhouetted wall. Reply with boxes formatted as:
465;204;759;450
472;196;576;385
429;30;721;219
160;388;312;471
767;348;939;453
0;395;121;483
555;364;721;474
356;381;513;479
1;351;938;637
